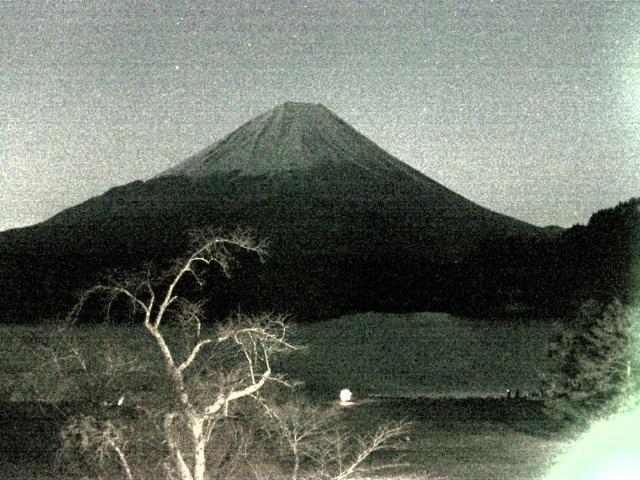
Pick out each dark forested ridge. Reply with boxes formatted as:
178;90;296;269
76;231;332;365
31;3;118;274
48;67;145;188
0;103;637;323
555;198;639;309
461;197;640;318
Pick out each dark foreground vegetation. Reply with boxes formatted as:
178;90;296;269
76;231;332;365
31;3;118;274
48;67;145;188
0;397;569;480
2;299;634;480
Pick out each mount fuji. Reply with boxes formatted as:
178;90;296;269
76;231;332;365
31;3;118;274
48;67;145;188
0;102;549;322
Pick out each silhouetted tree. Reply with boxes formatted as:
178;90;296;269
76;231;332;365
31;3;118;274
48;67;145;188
542;299;639;426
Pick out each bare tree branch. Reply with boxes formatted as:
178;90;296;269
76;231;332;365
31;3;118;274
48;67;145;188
164;412;192;480
177;339;214;373
42;229;406;480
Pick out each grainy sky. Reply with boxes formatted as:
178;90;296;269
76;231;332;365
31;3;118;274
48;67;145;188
2;0;639;231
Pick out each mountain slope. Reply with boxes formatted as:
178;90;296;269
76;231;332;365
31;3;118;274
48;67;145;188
159;101;427;178
0;102;548;322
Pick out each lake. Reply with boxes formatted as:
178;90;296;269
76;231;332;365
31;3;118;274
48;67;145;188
279;311;559;399
1;311;560;402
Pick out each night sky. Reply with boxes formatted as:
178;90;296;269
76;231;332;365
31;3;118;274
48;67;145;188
2;0;639;231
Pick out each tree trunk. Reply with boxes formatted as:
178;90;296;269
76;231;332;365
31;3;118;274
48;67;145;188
292;443;300;480
192;417;207;480
164;413;193;480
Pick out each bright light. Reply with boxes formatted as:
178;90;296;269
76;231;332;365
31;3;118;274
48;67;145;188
339;388;352;403
596;458;640;480
545;406;640;480
545;299;640;480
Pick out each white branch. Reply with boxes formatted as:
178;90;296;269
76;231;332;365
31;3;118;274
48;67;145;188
153;235;262;329
164;413;193;480
107;438;134;480
331;423;409;480
204;366;271;417
177;339;214;373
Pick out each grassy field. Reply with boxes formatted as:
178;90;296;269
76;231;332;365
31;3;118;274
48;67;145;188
342;397;570;480
0;398;571;480
0;313;570;479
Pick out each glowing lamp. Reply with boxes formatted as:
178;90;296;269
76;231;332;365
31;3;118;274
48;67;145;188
339;388;353;403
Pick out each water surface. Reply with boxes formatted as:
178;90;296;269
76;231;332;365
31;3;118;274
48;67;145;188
280;312;558;399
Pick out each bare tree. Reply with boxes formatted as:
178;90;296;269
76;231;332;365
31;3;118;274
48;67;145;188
27;228;414;480
261;399;411;480
59;415;135;480
309;420;410;480
260;399;331;480
62;229;296;480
